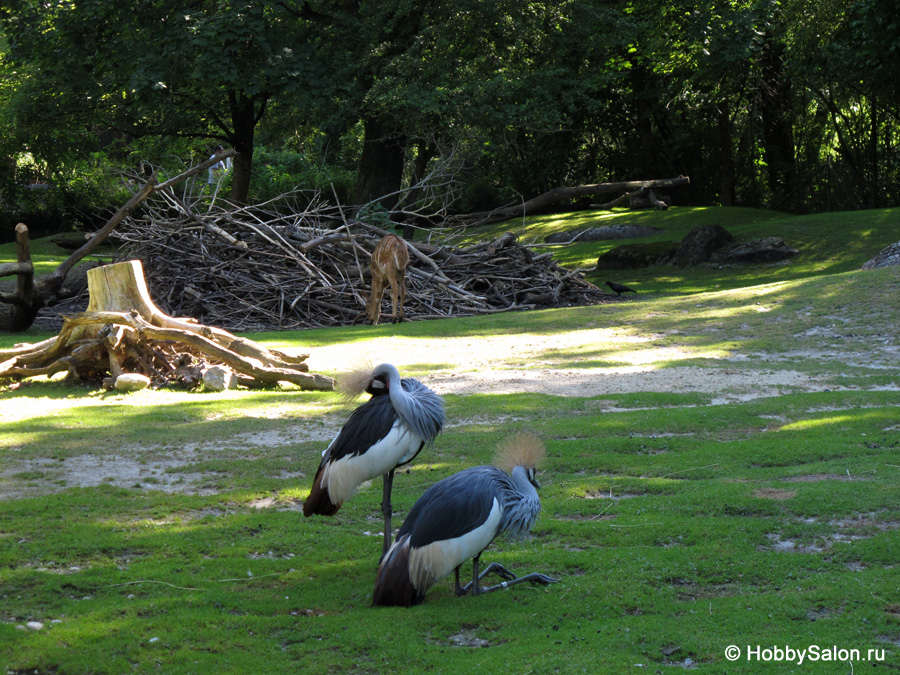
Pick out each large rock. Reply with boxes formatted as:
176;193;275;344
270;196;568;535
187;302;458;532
114;373;151;391
546;223;663;244
710;237;799;264
203;365;238;391
673;224;733;266
861;241;900;269
596;241;679;269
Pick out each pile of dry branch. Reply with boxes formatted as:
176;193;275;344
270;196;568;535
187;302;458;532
114;192;612;332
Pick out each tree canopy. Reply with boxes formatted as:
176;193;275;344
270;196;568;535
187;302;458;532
1;0;899;215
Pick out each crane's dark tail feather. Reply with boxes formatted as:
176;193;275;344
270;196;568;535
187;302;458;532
373;534;422;607
302;470;341;517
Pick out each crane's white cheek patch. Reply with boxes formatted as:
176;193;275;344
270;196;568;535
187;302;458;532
408;499;502;592
322;423;424;504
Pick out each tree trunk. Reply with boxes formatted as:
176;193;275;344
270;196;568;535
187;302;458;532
717;103;736;207
399;140;438;239
353;117;406;208
759;29;797;210
230;150;253;204
868;97;879;209
632;66;661;174
227;92;263;204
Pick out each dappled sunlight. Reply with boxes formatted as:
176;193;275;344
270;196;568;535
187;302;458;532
286;267;899;396
293;316;823;399
0;385;341;428
302;324;725;378
1;388;235;423
609;345;722;366
3;251;896;507
779;414;861;432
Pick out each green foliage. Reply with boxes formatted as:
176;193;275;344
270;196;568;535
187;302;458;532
3;0;900;217
0;0;327;202
355;202;395;229
247;147;356;206
0;152;133;240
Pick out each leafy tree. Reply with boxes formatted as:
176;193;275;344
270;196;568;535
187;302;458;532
801;0;900;207
3;0;900;219
0;1;324;202
305;0;640;209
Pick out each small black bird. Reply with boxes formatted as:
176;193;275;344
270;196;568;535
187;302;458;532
605;281;637;296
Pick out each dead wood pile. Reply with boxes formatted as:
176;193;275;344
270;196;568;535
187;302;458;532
114;193;613;332
0;260;335;391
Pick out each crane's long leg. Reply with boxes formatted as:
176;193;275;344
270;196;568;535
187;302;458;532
473;571;560;595
461;554;560;596
381;468;395;557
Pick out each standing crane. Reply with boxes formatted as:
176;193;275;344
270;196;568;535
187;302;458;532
303;363;444;556
373;433;559;606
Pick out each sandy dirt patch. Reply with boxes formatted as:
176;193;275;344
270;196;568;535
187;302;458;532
425;365;819;401
303;330;851;402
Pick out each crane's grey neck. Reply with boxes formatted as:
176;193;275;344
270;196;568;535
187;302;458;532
375;364;444;444
501;465;542;539
510;465;539;501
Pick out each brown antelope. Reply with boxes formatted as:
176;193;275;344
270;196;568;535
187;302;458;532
366;234;410;324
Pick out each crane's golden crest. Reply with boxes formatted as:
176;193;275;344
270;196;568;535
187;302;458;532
336;360;376;401
494;432;546;472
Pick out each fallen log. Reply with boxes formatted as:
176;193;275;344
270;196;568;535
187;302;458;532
0;259;334;391
447;176;689;227
628;190;671;210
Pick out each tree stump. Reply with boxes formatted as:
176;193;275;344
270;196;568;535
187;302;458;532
0;260;335;391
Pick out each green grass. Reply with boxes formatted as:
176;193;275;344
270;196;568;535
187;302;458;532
2;392;898;672
2;206;900;673
449;205;900;296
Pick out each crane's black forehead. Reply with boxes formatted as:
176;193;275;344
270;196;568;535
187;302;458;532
366;371;391;396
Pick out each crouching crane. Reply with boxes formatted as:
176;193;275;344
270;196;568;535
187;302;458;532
303;363;444;556
373;433;559;606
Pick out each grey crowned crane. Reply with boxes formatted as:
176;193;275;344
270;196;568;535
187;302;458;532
373;433;559;606
302;363;444;556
